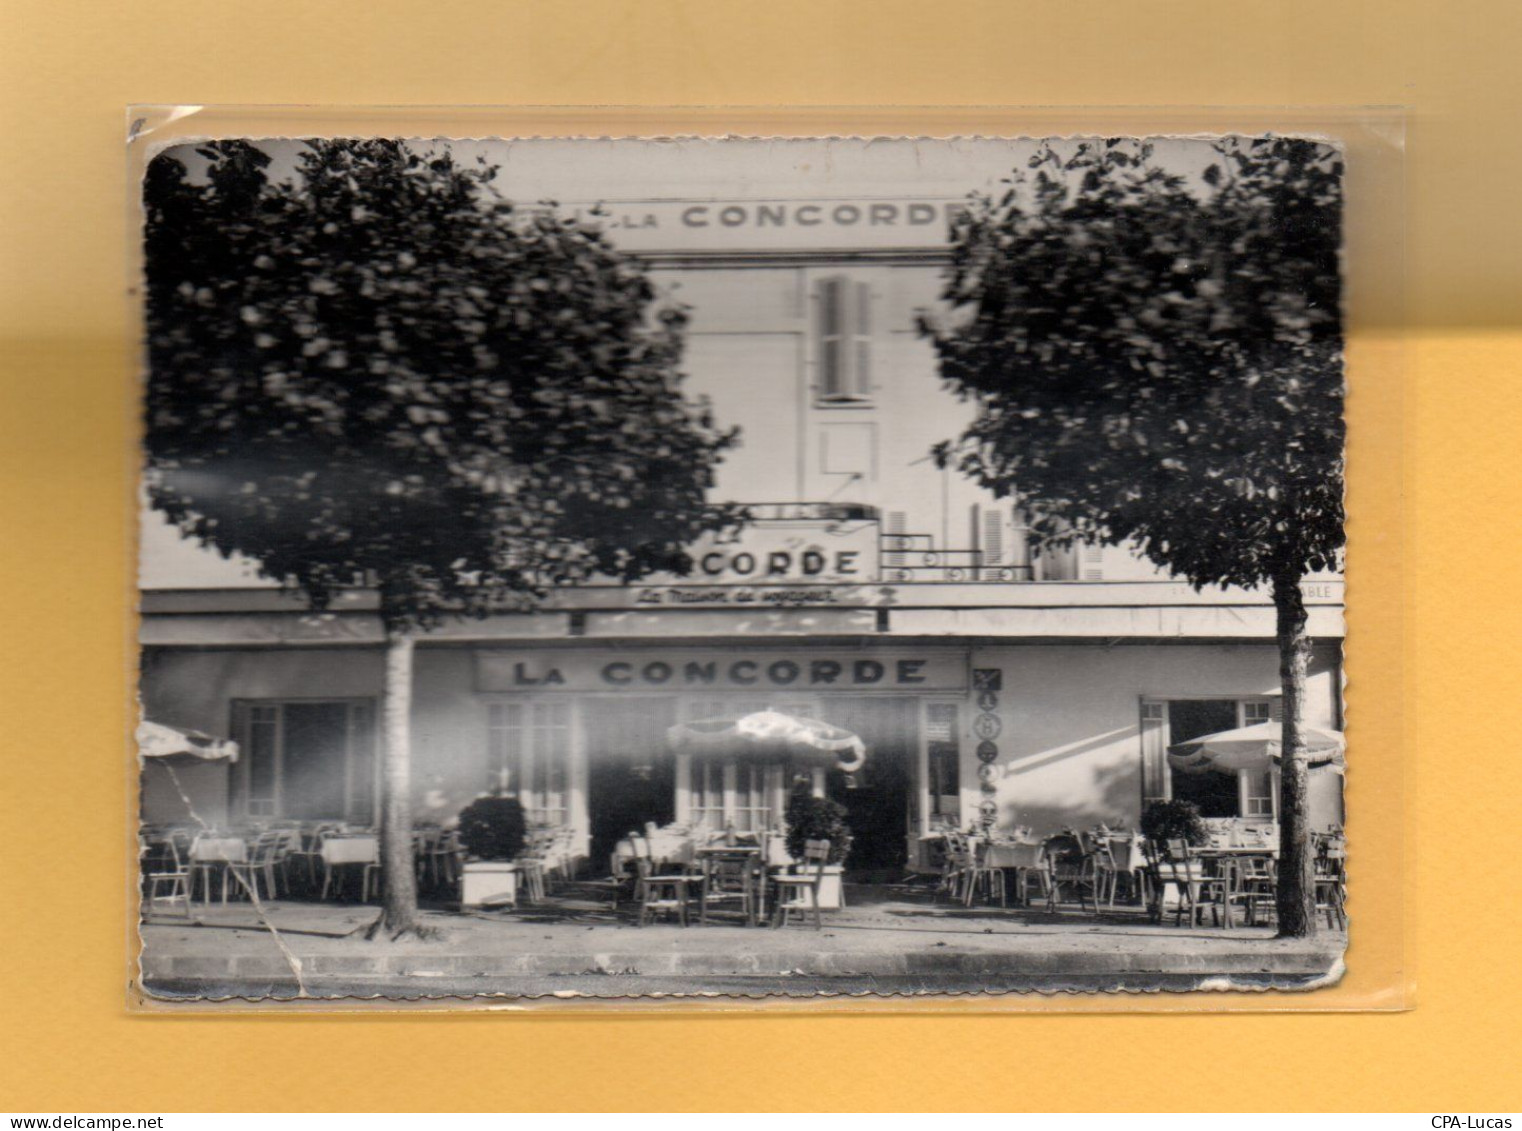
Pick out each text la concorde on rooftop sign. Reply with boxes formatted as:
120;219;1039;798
561;198;969;253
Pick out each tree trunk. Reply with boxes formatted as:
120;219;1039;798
1273;570;1318;938
376;627;422;936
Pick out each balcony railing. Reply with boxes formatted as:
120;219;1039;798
880;530;1036;584
739;501;880;522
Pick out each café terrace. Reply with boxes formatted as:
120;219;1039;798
138;140;1345;929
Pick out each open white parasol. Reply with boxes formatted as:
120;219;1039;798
136;720;240;764
1167;721;1344;775
667;709;867;773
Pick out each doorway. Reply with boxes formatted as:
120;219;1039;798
583;698;677;869
1167;699;1241;818
823;697;915;877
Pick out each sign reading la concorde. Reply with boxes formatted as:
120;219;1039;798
476;649;969;694
561;197;969;253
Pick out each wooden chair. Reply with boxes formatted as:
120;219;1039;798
514;829;551;905
576;832;638;911
1140;838;1166;922
755;829;793;923
962;838;1007;908
282;825;330;893
936;832;969;904
141;836;192;918
1086;833;1121;908
1314;837;1347;929
440;829;466;889
413;827;438;887
1159;839;1228;928
633;840;696;927
1233;853;1278;926
770;838;831;930
1106;834;1150;907
1043;834;1099;915
511;829;552;899
187;835;247;905
1010;859;1050;907
320;835;381;902
985;834;1049;907
270;827;308;895
228;830;285;901
699;850;761;925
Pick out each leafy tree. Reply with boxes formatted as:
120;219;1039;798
924;137;1343;937
144;139;737;936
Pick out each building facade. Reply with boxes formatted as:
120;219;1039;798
138;140;1346;873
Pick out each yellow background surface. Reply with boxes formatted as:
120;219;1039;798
1;0;1517;1112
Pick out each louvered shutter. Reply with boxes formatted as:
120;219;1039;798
851;280;872;396
1140;700;1170;806
817;276;846;397
884;510;909;573
816;276;872;399
982;508;1005;565
1080;543;1105;581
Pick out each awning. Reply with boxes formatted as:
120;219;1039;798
1168;721;1344;775
137;720;239;764
667;709;866;773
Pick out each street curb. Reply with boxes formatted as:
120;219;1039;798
142;946;1342;981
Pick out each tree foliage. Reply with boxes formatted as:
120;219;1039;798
144;139;738;630
925;137;1344;590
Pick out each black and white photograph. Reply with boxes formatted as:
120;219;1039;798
135;134;1347;1002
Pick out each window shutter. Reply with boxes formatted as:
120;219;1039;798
851;280;872;396
1140;700;1169;806
816;276;872;400
885;510;908;570
817;276;846;397
1010;508;1032;571
1080;543;1105;581
982;508;1005;565
1241;699;1275;727
346;702;375;826
229;701;250;816
1036;543;1076;581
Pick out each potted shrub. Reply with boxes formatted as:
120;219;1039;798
782;786;853;909
456;794;528;909
1140;798;1209;850
1139;798;1209;913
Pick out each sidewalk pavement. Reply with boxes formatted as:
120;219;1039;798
137;884;1346;1001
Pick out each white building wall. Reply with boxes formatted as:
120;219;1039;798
963;643;1342;836
142;641;1344;847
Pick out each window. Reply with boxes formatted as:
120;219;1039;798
677;697;815;832
1028;516;1104;581
733;762;772;833
488;701;571;827
1241;766;1277;818
924;702;961;827
815;276;873;402
1142;697;1282;819
690;758;726;830
1239;700;1277;816
971;504;1035;581
1167;700;1241;817
232;699;374;822
1032;540;1104;581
